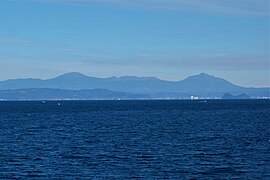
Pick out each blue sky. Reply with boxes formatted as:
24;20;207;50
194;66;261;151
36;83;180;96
0;0;269;87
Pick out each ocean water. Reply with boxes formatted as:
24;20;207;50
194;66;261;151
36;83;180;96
0;100;269;179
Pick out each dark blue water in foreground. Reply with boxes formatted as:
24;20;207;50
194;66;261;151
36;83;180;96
0;100;269;179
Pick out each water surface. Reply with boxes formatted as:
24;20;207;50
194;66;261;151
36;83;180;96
0;100;269;179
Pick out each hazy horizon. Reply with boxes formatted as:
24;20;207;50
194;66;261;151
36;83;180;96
0;0;269;87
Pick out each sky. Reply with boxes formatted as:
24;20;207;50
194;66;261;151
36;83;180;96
0;0;269;87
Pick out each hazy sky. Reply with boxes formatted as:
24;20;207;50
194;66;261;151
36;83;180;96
0;0;269;87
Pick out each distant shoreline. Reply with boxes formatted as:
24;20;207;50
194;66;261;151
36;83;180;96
0;99;269;102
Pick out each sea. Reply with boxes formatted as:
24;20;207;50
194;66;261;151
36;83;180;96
0;100;269;179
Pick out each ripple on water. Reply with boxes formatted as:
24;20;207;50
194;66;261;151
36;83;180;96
0;100;269;179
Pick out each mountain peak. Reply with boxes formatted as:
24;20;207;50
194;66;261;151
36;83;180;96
55;72;89;79
178;72;242;92
198;73;211;76
185;73;216;80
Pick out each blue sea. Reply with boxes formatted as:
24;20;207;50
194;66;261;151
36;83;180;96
0;100;269;179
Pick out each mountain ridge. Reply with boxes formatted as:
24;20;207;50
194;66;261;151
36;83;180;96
0;72;269;99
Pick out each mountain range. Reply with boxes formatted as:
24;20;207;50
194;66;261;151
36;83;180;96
0;72;269;100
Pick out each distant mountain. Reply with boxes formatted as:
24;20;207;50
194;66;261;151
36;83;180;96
222;93;251;100
0;72;269;99
177;73;242;92
0;88;149;100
